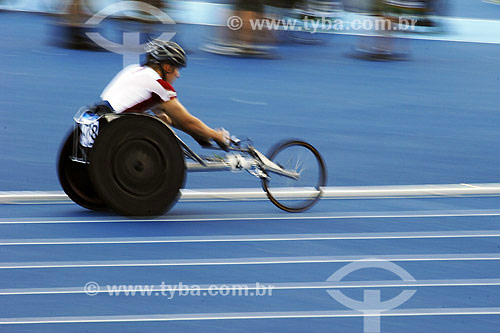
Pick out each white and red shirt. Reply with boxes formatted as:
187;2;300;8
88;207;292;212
101;65;177;113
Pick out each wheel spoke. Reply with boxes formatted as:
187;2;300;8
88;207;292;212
262;140;326;212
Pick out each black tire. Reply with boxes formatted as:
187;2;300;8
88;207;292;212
262;140;327;212
89;114;185;217
57;130;107;211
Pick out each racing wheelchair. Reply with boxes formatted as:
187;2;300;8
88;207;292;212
58;106;327;217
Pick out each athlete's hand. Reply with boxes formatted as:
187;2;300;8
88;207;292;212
214;128;230;151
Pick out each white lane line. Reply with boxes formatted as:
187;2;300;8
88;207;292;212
31;50;68;56
0;191;67;203
2;278;500;296
0;70;33;76
230;98;269;106
1;253;499;269
2;307;500;324
2;209;500;224
2;230;500;245
3;183;500;204
461;183;480;188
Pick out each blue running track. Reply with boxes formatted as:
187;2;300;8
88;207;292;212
1;4;500;332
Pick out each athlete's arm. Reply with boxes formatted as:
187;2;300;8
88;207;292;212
151;105;173;125
159;98;226;146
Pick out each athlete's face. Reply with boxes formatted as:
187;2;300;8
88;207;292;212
164;65;180;84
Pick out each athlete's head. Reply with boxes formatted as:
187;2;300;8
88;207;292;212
145;39;187;83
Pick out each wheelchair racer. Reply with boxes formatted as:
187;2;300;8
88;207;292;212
100;39;229;148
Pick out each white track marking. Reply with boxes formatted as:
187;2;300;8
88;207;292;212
0;70;33;76
230;98;269;106
3;183;500;204
1;253;500;269
31;50;68;56
2;230;500;246
2;278;500;296
1;209;500;224
1;307;500;324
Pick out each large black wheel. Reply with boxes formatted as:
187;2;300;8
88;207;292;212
57;130;107;211
89;115;185;217
262;140;327;212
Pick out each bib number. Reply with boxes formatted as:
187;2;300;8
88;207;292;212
79;122;99;148
74;109;101;148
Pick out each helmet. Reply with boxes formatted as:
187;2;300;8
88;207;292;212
145;39;187;68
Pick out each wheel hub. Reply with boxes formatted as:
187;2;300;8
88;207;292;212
112;139;167;196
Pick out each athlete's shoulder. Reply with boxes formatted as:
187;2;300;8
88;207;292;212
120;64;143;74
156;79;176;93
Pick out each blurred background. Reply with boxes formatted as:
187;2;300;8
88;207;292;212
1;0;499;191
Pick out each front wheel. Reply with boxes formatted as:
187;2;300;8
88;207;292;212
261;140;327;212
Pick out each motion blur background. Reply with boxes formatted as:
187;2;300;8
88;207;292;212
1;0;499;191
1;2;500;332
